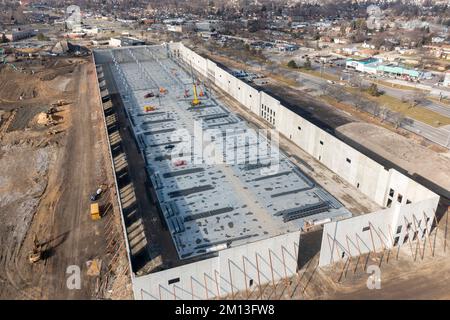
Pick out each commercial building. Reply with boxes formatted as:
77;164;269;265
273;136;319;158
444;71;450;87
109;37;145;48
93;44;443;300
4;28;36;42
346;57;432;79
167;23;195;33
345;57;380;74
195;20;220;32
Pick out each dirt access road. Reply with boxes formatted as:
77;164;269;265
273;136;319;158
0;59;120;299
37;61;108;299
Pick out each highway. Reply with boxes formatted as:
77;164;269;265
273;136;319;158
368;82;450;119
401;120;450;148
421;99;450;118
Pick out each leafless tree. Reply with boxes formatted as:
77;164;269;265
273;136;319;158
379;105;389;123
265;61;277;75
391;112;406;129
352;91;365;110
366;100;381;118
408;91;426;108
401;95;408;103
321;83;347;103
349;74;363;91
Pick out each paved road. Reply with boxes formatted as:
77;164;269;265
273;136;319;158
422;99;450;118
402;120;450;148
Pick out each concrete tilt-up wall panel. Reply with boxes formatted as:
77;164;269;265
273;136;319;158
133;231;300;300
318;196;439;267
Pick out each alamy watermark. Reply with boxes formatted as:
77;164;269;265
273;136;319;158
366;265;381;290
366;5;384;31
168;120;280;175
65;5;81;30
66;265;81;290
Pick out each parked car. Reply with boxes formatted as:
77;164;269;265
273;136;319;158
90;193;99;201
90;187;103;201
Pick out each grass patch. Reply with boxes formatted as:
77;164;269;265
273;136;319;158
346;87;450;127
321;95;395;130
280;63;340;82
270;73;298;87
297;68;340;82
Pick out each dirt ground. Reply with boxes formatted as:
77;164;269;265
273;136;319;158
309;210;450;300
224;210;449;300
0;56;131;299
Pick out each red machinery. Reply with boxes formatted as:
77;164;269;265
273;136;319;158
173;159;187;167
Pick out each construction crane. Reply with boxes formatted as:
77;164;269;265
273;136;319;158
190;63;201;106
192;83;201;106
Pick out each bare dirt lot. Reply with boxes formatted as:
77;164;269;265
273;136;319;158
224;209;449;300
0;56;131;299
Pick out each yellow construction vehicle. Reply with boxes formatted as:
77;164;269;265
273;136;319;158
144;105;156;112
191;83;201;106
90;203;101;221
159;87;167;94
28;235;43;264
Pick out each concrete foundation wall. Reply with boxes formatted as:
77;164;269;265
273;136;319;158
277;107;391;205
318;196;439;267
178;43;208;77
133;231;300;300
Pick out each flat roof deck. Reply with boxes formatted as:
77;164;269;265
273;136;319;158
106;45;351;260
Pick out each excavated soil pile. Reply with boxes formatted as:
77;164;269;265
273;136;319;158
0;67;54;101
38;59;79;81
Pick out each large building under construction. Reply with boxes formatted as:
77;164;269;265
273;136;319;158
93;44;443;300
